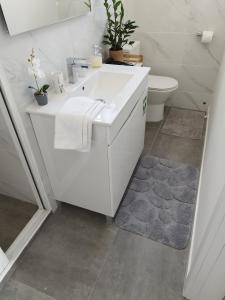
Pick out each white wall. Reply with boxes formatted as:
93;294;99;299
124;0;225;111
184;68;225;296
190;50;225;266
0;0;106;201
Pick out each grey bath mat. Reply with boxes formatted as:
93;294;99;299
115;156;199;250
161;108;205;139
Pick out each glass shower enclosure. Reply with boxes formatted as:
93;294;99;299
0;84;49;279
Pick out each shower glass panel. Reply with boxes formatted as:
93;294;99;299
0;93;38;252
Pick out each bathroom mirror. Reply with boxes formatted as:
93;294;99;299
0;0;90;36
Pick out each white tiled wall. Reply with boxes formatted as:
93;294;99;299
124;0;225;111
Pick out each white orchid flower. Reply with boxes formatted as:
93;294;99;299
27;49;49;96
28;57;46;79
32;57;41;68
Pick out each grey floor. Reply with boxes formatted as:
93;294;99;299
0;107;204;300
0;194;37;252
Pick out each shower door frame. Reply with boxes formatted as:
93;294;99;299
0;66;56;282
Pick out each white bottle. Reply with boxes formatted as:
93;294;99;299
52;71;65;94
90;44;103;68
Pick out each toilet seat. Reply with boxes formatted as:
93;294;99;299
148;75;178;92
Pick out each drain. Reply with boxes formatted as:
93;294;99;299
96;98;106;104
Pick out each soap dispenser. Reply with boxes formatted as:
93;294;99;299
90;44;103;68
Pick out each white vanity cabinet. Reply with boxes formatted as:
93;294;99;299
30;91;147;217
27;65;150;217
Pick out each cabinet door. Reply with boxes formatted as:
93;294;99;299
108;93;147;215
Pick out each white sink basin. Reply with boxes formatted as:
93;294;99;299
84;71;133;102
26;64;150;126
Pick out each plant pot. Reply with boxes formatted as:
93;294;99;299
109;49;124;62
34;93;48;106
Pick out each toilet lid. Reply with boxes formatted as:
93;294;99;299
149;75;178;91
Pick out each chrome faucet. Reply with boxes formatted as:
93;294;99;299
66;57;89;84
66;57;76;84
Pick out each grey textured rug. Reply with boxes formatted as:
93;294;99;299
161;108;205;139
115;156;199;250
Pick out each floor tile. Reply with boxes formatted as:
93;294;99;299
144;126;159;155
151;133;203;168
161;108;205;139
164;106;171;117
90;230;187;300
12;204;118;300
144;106;171;154
0;279;55;300
0;194;37;251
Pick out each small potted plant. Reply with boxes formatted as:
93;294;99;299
103;0;138;62
28;49;50;106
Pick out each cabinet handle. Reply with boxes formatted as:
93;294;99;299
143;96;148;115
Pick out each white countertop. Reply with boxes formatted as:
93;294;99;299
26;64;150;126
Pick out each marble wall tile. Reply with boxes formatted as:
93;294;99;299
135;31;188;65
124;0;225;111
183;35;220;68
178;65;219;94
167;91;211;112
149;63;181;79
190;0;225;31
130;0;193;33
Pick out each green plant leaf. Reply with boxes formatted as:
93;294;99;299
103;0;138;50
39;84;50;94
28;86;38;91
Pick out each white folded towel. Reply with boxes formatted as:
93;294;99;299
54;96;104;151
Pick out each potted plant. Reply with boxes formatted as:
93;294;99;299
103;0;138;62
28;49;50;106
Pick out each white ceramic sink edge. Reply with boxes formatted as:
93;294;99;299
26;64;150;126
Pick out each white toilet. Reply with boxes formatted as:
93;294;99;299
147;75;179;122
